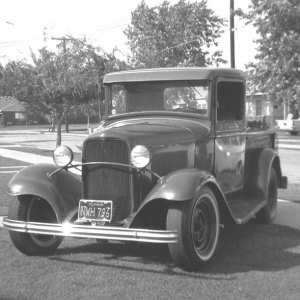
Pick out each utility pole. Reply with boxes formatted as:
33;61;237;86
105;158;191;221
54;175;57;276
230;0;235;68
52;36;72;132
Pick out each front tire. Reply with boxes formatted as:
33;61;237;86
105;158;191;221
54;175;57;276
256;168;278;223
8;195;63;255
167;187;220;271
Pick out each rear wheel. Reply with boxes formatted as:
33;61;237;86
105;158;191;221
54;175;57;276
256;168;278;223
8;195;62;255
290;131;298;136
167;187;220;271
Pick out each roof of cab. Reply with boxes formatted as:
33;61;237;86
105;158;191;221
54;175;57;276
103;67;246;83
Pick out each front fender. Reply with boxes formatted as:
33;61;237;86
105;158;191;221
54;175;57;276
144;169;217;203
128;169;224;228
8;164;82;223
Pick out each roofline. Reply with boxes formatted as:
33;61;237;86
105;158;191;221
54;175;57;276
104;67;246;83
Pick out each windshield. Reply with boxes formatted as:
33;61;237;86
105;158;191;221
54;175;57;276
108;80;210;117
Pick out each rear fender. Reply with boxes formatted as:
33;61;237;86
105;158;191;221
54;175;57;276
244;148;286;198
8;164;82;223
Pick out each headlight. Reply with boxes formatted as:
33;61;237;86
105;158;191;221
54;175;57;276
53;145;73;167
131;145;150;168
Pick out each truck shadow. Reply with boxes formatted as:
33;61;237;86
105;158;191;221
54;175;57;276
49;220;300;275
211;220;300;274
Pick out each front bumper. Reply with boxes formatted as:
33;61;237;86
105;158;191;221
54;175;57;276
2;218;178;244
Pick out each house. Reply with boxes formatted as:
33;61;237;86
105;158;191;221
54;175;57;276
0;97;25;126
246;93;284;129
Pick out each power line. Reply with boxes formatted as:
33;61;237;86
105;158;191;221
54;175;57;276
160;39;201;52
94;23;129;32
0;39;42;49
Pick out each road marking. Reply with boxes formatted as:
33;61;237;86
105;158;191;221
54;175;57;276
279;144;300;149
0;166;26;174
0;145;21;148
0;148;81;174
0;166;27;169
0;148;53;164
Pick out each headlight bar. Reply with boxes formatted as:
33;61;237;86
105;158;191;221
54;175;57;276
49;161;162;180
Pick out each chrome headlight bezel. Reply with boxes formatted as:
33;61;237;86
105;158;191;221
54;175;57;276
130;145;151;169
53;145;74;167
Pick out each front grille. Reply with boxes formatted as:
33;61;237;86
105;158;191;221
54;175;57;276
152;150;188;177
82;139;131;222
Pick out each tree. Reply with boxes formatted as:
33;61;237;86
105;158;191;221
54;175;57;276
244;0;300;110
0;37;128;146
124;0;227;68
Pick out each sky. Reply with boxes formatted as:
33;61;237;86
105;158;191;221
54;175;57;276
0;0;258;70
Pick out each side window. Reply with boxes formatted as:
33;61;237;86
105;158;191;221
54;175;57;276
217;81;244;121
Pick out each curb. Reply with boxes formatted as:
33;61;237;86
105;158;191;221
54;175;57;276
41;131;88;137
278;144;300;150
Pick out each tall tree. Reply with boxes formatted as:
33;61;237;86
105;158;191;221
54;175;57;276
0;37;127;146
244;0;300;108
124;0;226;68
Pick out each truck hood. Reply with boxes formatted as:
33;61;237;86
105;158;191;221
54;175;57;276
89;118;211;146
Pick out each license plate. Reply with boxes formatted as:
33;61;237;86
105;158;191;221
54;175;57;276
78;200;113;222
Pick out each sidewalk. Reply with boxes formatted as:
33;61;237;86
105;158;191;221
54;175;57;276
278;143;300;150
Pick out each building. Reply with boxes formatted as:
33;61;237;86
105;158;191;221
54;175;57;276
246;93;284;129
0;97;25;126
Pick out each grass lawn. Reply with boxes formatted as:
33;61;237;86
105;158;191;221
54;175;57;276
1;220;300;300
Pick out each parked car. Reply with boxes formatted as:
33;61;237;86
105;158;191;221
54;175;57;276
275;119;300;135
2;68;287;271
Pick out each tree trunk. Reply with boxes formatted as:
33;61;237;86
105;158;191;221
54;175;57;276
49;115;56;132
56;109;67;148
56;119;62;147
65;108;69;133
87;114;90;131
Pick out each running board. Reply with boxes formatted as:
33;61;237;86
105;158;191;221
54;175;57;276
227;197;267;224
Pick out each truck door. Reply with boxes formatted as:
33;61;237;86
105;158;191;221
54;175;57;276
214;79;246;194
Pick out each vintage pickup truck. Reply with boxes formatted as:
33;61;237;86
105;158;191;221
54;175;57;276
3;67;287;271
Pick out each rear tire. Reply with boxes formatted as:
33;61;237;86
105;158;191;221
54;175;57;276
8;195;62;255
167;187;220;271
256;168;278;223
290;131;298;136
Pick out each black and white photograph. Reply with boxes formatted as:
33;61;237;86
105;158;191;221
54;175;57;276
0;0;299;299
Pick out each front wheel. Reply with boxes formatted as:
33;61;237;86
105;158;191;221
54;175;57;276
167;187;220;271
8;195;63;255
